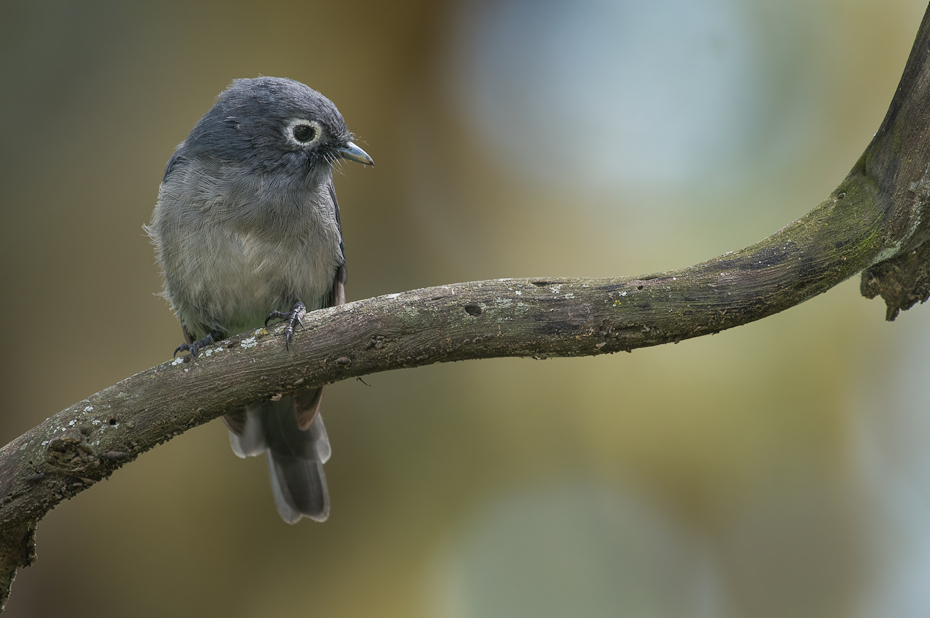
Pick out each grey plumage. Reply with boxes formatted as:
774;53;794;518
146;77;372;523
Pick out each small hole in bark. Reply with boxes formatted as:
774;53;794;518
464;304;483;316
108;418;117;425
637;285;644;290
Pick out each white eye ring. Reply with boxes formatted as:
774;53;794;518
285;119;323;146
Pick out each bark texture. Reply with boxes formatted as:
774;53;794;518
3;5;930;612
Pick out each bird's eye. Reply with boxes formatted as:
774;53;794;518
292;124;316;143
285;119;323;148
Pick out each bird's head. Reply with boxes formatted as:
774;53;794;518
183;76;373;188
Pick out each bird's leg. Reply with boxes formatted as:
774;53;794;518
174;329;224;359
265;301;307;350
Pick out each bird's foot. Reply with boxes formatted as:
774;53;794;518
265;301;307;350
174;330;223;360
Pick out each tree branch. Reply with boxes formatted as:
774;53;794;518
4;5;930;612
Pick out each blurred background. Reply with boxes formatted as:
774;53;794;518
1;0;928;616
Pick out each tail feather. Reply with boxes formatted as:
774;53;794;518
293;387;324;431
313;414;332;464
227;408;266;458
223;388;331;523
268;451;329;523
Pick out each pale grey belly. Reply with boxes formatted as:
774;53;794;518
172;226;341;339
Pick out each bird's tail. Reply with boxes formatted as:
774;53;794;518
224;388;331;523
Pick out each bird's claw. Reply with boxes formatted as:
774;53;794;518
173;331;220;360
265;301;307;350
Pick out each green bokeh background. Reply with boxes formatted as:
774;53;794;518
1;1;928;616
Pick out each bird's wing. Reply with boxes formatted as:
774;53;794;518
163;148;186;181
328;180;347;308
289;181;348;431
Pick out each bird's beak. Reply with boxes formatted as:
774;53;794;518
337;141;374;166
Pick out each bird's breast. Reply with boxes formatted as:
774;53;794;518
154;165;345;339
205;219;341;333
175;213;341;338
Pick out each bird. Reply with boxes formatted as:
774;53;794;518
146;77;373;523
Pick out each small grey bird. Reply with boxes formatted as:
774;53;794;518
146;77;372;523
